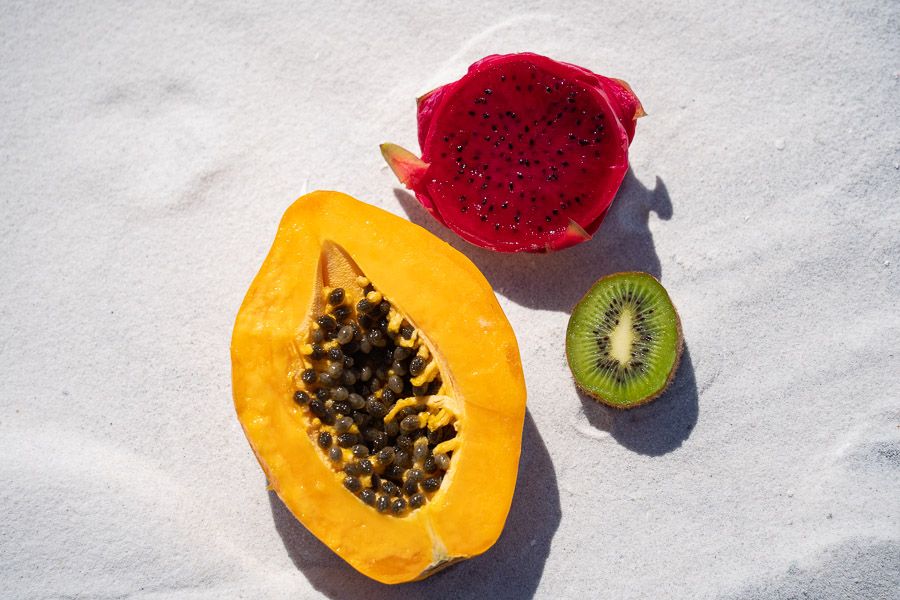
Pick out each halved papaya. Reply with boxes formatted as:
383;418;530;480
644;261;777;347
231;191;526;583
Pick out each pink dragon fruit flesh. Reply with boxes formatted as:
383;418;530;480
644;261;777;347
381;52;644;253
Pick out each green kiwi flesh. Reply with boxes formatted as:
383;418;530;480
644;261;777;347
566;272;683;408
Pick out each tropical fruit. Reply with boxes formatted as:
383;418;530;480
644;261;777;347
382;52;644;252
566;272;682;408
231;191;527;583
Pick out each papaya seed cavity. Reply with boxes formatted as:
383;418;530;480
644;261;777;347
291;247;459;516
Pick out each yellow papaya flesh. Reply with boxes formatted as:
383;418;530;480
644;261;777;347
231;191;526;583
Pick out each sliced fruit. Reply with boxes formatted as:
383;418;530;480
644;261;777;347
231;191;526;583
381;52;644;252
566;272;682;408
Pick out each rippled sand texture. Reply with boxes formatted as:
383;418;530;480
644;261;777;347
1;1;898;599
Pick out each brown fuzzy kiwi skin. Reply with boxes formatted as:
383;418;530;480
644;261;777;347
565;271;684;410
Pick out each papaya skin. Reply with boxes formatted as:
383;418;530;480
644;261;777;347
231;191;526;583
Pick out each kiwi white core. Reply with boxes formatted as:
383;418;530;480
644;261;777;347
609;309;635;365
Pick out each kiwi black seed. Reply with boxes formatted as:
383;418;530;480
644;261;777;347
565;272;683;408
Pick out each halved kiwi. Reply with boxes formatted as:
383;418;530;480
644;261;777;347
566;272;683;408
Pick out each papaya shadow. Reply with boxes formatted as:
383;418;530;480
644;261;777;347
268;410;560;600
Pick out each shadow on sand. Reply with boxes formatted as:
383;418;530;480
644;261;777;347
269;411;560;599
268;172;697;593
394;169;673;312
396;170;699;456
580;345;698;456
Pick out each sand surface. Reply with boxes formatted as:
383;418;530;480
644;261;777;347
2;1;898;598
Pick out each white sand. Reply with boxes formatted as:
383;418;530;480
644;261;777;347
2;1;898;598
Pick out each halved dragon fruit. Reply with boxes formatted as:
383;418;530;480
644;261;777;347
381;52;644;252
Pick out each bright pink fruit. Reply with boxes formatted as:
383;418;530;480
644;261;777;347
382;52;644;253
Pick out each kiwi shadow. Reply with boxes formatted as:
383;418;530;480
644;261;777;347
393;169;672;312
269;410;560;599
579;345;698;456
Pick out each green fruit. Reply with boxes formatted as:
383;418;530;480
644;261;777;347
566;272;683;408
